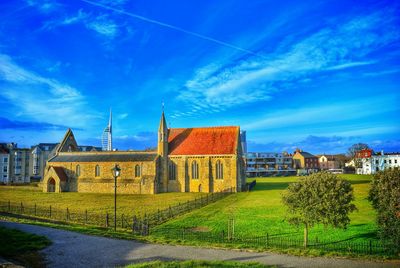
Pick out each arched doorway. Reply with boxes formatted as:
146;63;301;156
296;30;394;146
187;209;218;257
48;178;56;192
198;184;202;192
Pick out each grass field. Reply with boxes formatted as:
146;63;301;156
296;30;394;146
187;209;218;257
126;260;272;267
151;174;377;244
0;226;51;267
0;184;205;217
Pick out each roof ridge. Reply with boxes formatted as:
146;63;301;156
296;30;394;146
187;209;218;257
170;126;238;131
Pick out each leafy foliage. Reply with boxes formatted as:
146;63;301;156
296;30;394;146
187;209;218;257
369;168;400;251
282;172;357;245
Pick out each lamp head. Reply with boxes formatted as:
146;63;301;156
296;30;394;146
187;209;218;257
112;164;121;178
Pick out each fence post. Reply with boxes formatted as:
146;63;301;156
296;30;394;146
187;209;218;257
49;205;52;218
121;214;124;229
369;240;372;255
106;213;109;228
132;215;136;233
8;200;10;212
66;207;69;221
266;233;269;247
169;206;172;218
157;209;160;222
85;210;88;225
34;203;37;216
20;202;23;213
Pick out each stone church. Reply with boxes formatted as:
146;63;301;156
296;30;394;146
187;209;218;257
42;112;246;194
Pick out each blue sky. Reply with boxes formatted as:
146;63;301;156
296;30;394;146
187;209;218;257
0;0;399;154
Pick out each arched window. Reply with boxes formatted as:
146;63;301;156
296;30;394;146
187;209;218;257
76;165;80;177
216;160;223;179
95;165;100;177
169;161;177;180
134;164;141;177
191;160;199;180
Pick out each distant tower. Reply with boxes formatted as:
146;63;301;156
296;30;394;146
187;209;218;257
102;109;112;151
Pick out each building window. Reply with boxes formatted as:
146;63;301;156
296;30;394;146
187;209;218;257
384;160;387;164
389;160;392;164
76;165;80;176
395;159;398;164
169;161;176;180
191;161;199;179
134;164;141;177
375;160;379;164
3;166;7;173
95;165;100;177
216;160;223;179
3;157;7;163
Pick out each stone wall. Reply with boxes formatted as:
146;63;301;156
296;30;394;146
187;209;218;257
167;155;239;193
45;160;157;194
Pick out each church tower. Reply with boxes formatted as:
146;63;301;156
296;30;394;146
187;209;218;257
158;111;168;156
158;111;169;192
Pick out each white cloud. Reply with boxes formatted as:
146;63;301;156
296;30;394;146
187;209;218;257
175;11;399;116
0;54;100;128
41;9;119;39
86;15;118;38
242;96;398;131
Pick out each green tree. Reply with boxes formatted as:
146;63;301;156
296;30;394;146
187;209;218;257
282;172;357;247
369;168;400;251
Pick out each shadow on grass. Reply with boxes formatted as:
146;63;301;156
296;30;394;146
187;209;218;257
347;180;371;185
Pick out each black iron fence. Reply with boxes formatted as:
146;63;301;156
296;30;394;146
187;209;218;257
152;228;396;256
0;187;235;235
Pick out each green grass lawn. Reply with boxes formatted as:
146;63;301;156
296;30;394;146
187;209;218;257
0;226;51;267
0;184;205;217
126;260;272;268
151;174;377;244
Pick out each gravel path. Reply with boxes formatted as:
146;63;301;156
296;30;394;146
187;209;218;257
1;221;398;268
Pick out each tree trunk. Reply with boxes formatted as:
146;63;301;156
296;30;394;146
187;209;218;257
303;223;308;248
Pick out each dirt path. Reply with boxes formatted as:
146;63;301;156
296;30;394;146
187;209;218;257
0;221;398;268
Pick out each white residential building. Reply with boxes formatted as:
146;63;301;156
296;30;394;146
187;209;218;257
357;151;400;174
0;146;10;184
246;152;295;177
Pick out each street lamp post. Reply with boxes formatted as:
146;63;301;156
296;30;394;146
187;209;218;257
111;164;121;231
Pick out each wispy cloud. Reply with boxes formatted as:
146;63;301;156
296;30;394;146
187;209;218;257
85;14;118;38
0;54;100;128
175;10;399;117
41;8;119;38
25;0;61;14
242;96;398;131
0;117;72;131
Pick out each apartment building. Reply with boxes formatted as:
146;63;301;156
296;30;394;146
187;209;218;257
0;145;10;184
246;152;294;177
9;147;30;183
357;151;400;174
30;143;59;181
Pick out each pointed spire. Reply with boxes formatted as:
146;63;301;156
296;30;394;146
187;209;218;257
159;110;167;132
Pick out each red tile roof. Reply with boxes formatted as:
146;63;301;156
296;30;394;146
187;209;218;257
168;126;239;155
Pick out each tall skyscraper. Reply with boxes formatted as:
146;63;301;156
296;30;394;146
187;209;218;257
101;109;112;151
